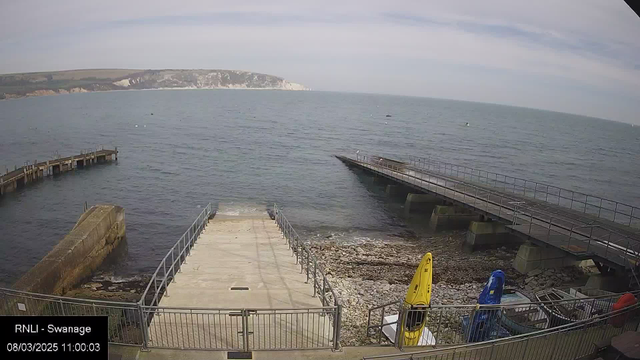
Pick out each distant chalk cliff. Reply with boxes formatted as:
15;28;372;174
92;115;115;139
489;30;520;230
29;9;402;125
0;69;309;99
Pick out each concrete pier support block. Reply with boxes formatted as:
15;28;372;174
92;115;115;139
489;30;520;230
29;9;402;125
372;176;388;185
513;241;578;274
405;193;442;213
585;274;628;293
429;205;481;231
465;221;515;251
386;184;410;197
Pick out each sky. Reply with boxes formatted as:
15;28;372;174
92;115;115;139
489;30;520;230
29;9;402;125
1;0;639;124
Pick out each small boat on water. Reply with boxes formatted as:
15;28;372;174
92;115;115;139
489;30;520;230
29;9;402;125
499;289;549;334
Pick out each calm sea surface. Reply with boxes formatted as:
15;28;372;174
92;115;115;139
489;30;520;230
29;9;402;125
1;90;639;286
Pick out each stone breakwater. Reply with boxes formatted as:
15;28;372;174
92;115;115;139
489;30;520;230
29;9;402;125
310;230;587;346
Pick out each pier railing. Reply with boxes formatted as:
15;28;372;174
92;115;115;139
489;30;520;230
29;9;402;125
1;204;339;352
140;203;214;308
363;301;640;360
366;290;639;349
405;155;640;229
141;305;338;350
351;153;640;269
0;287;144;346
273;203;342;350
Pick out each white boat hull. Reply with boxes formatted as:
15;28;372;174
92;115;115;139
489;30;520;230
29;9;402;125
382;314;436;346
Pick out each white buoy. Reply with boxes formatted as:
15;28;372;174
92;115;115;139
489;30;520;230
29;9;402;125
135;124;138;128
385;121;388;125
143;125;147;128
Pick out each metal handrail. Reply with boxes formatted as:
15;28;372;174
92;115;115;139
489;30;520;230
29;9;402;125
1;287;145;346
368;289;640;312
1;204;341;351
141;305;338;311
405;155;640;228
363;301;640;359
0;286;139;307
358;154;634;242
140;203;213;307
273;203;342;350
366;289;640;342
351;153;640;267
273;204;341;307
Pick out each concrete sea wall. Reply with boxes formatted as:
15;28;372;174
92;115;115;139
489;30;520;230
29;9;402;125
14;204;125;295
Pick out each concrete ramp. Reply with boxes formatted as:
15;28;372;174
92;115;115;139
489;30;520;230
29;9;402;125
157;210;321;308
147;208;333;350
14;204;125;295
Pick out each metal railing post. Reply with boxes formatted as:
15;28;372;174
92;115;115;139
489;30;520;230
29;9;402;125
394;305;406;350
313;260;317;297
568;226;574;248
137;302;149;350
570;192;574;209
306;250;310;283
333;304;342;351
322;277;327;306
573;323;588;359
546;185;549;202
163;261;169;297
598;198;603;217
242;309;249;352
529;213;533;234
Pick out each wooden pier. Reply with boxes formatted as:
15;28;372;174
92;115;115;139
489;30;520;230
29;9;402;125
0;147;118;196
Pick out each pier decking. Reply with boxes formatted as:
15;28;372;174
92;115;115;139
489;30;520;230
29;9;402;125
337;154;640;272
145;209;334;351
159;213;322;308
0;148;118;196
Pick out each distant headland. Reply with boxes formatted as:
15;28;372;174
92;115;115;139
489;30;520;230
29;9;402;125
0;69;310;99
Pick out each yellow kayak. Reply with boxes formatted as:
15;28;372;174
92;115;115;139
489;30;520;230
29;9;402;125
402;252;432;346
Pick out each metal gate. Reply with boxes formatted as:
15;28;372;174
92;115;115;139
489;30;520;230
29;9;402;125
142;306;338;351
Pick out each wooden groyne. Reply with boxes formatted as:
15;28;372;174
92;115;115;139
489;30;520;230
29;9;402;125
0;147;118;196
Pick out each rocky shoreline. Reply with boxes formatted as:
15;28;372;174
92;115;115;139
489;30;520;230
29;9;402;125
64;272;150;303
61;230;589;346
310;230;588;346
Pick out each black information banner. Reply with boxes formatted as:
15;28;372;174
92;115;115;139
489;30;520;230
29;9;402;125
1;316;108;360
